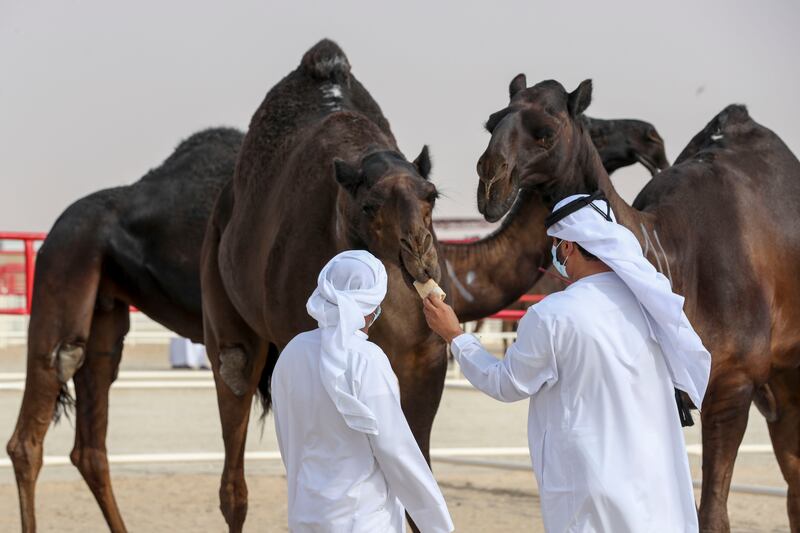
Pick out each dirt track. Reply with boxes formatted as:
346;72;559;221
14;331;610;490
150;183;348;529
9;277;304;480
0;343;791;532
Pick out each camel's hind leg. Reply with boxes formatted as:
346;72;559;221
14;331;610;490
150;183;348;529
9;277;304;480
6;350;63;533
7;259;101;532
765;368;800;531
70;299;129;533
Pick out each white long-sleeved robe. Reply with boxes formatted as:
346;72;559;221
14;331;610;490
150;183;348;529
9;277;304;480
452;272;697;532
272;329;453;533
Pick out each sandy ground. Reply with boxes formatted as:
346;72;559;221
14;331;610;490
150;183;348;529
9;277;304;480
0;342;792;532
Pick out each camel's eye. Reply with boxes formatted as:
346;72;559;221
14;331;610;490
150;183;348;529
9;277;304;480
362;204;379;217
521;111;554;143
532;126;554;141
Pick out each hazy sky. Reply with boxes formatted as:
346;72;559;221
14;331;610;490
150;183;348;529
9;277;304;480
2;0;798;232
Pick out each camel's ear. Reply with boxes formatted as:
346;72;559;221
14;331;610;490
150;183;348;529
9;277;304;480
568;79;592;117
333;159;363;195
509;73;527;99
413;145;432;180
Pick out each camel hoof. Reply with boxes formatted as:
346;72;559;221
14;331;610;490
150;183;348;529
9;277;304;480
53;342;86;383
219;347;248;397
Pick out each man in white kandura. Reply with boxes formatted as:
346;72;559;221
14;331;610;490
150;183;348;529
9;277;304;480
423;192;711;533
272;250;454;533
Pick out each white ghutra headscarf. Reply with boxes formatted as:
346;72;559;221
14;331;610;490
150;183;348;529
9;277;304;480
306;250;388;434
546;194;711;409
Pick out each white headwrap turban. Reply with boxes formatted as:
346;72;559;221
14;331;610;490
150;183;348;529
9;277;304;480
306;250;388;434
547;194;711;408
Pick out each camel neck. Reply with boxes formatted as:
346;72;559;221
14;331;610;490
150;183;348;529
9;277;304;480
440;189;550;322
577;131;651;239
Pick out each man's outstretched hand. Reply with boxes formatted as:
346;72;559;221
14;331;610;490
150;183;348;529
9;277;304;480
423;295;464;343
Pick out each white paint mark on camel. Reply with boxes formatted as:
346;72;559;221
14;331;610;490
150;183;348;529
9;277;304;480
652;229;673;286
321;82;342;110
445;260;475;302
711;133;723;141
640;223;663;274
466;271;476;285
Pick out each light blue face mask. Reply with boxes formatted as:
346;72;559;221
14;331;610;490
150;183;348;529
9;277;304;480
367;305;382;327
551;240;569;278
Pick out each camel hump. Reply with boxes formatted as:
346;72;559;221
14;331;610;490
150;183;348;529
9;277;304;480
300;39;351;83
717;104;750;128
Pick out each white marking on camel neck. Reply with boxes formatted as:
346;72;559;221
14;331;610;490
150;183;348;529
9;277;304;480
640;223;673;286
652;229;673;286
711;133;723;141
445;260;475;302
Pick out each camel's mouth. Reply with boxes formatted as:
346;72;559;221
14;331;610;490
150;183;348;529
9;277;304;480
636;153;663;176
399;249;441;286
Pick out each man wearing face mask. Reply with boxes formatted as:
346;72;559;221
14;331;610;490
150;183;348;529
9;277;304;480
423;193;710;533
272;250;453;533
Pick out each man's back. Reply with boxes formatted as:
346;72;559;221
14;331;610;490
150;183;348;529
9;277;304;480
272;329;402;531
526;272;696;532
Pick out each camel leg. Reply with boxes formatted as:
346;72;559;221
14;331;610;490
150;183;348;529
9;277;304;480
6;354;62;533
395;341;449;533
698;371;755;532
765;369;800;531
7;271;100;532
70;300;129;532
202;222;269;533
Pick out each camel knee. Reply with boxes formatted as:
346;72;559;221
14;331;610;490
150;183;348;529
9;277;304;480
219;346;249;397
7;435;43;482
52;341;86;383
70;446;110;487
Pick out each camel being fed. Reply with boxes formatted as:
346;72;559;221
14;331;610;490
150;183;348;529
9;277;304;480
475;74;800;532
200;39;448;532
6;128;243;533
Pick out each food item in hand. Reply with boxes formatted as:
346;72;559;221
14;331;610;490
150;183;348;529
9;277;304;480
413;279;446;301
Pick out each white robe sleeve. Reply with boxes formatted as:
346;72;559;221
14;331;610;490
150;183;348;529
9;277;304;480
360;359;454;533
451;309;558;402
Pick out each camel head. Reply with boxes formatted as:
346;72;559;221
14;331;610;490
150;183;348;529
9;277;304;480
582;116;669;176
476;75;598;222
334;146;441;284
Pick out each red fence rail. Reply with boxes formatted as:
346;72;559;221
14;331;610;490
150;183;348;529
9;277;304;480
0;233;558;320
0;232;46;315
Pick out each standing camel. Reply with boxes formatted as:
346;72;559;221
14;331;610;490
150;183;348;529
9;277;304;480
6;128;243;533
200;39;447;532
473;74;800;532
466;114;668;338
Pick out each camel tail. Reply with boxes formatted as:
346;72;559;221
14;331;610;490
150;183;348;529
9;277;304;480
54;383;76;423
256;343;280;420
300;39;351;83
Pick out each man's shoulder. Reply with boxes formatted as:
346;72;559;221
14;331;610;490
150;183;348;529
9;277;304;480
286;329;321;348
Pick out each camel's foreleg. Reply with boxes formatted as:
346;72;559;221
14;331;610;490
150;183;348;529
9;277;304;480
698;370;754;532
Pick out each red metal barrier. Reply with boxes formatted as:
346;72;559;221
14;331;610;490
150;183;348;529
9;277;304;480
0;232;46;315
0;233;554;319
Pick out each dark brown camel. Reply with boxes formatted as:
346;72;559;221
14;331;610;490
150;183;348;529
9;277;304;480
200;39;446;532
6;128;243;533
474;74;800;532
466;114;668;338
